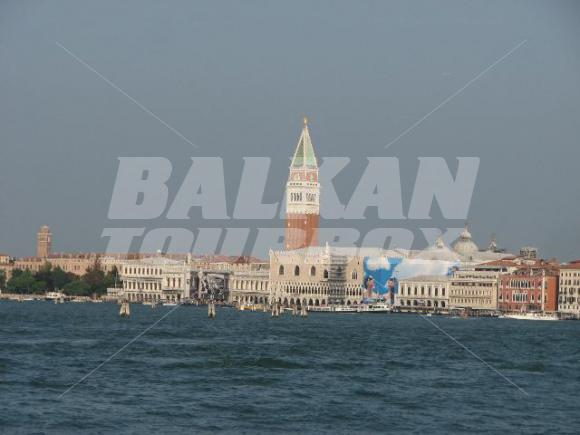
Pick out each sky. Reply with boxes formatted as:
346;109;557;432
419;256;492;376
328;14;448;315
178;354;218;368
0;0;579;259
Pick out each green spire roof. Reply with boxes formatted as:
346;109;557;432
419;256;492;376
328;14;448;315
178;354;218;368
291;117;318;169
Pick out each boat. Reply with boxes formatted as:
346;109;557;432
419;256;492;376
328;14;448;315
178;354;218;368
500;312;559;321
334;305;357;313
307;306;333;313
163;302;178;307
357;303;392;313
46;291;65;301
71;298;87;303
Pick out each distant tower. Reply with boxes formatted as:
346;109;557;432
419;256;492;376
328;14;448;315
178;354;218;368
285;117;320;250
37;225;52;258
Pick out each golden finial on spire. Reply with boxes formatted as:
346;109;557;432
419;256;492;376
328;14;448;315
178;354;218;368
303;116;308;127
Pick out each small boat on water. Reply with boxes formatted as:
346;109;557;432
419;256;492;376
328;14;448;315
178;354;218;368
500;312;559;321
357;303;392;313
308;306;333;313
334;305;357;313
163;302;178;307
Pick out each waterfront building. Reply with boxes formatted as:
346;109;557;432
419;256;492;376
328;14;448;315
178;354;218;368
12;253;118;276
557;260;580;317
116;256;194;303
284;117;320;251
37;225;52;259
0;253;12;265
499;266;559;313
449;270;500;312
228;263;270;305
268;245;399;307
397;275;450;312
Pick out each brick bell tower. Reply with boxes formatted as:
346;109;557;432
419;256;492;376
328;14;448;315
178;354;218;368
284;117;320;250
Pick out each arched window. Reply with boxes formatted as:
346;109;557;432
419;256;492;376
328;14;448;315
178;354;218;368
351;270;358;280
294;265;300;276
278;265;285;275
310;266;316;276
323;269;329;279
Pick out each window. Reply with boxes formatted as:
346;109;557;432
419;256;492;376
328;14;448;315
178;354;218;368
323;269;329;279
278;265;285;275
310;266;316;277
351;270;358;280
294;266;300;276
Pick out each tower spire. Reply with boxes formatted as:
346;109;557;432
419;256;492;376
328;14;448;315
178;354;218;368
291;116;318;169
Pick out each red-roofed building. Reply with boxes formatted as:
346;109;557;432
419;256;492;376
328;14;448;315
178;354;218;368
499;265;560;313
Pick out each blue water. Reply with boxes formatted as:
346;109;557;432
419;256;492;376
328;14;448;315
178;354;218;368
1;301;579;433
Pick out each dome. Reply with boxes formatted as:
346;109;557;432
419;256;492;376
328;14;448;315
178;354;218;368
414;236;459;262
452;224;479;256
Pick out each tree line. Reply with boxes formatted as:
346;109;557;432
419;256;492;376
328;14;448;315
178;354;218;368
0;260;121;297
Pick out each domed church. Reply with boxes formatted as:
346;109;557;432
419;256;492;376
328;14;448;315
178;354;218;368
452;223;479;257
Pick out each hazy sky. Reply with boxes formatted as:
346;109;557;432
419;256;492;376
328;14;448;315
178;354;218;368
1;0;579;259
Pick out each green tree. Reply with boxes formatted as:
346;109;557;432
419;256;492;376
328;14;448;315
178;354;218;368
0;269;6;289
52;266;73;290
7;269;36;294
10;269;24;280
34;262;54;291
104;266;121;289
63;279;90;296
83;258;106;296
31;280;47;294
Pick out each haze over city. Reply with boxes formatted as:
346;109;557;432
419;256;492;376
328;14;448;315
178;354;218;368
1;0;579;259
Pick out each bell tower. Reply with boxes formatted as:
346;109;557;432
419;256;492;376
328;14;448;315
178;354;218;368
285;117;320;250
37;225;52;259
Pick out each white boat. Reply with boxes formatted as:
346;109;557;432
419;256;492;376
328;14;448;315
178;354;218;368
46;291;65;300
358;303;392;313
163;302;178;307
334;306;357;313
500;312;559;321
308;306;333;313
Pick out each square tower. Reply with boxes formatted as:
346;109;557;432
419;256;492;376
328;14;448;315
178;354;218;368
285;117;320;250
37;225;52;258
